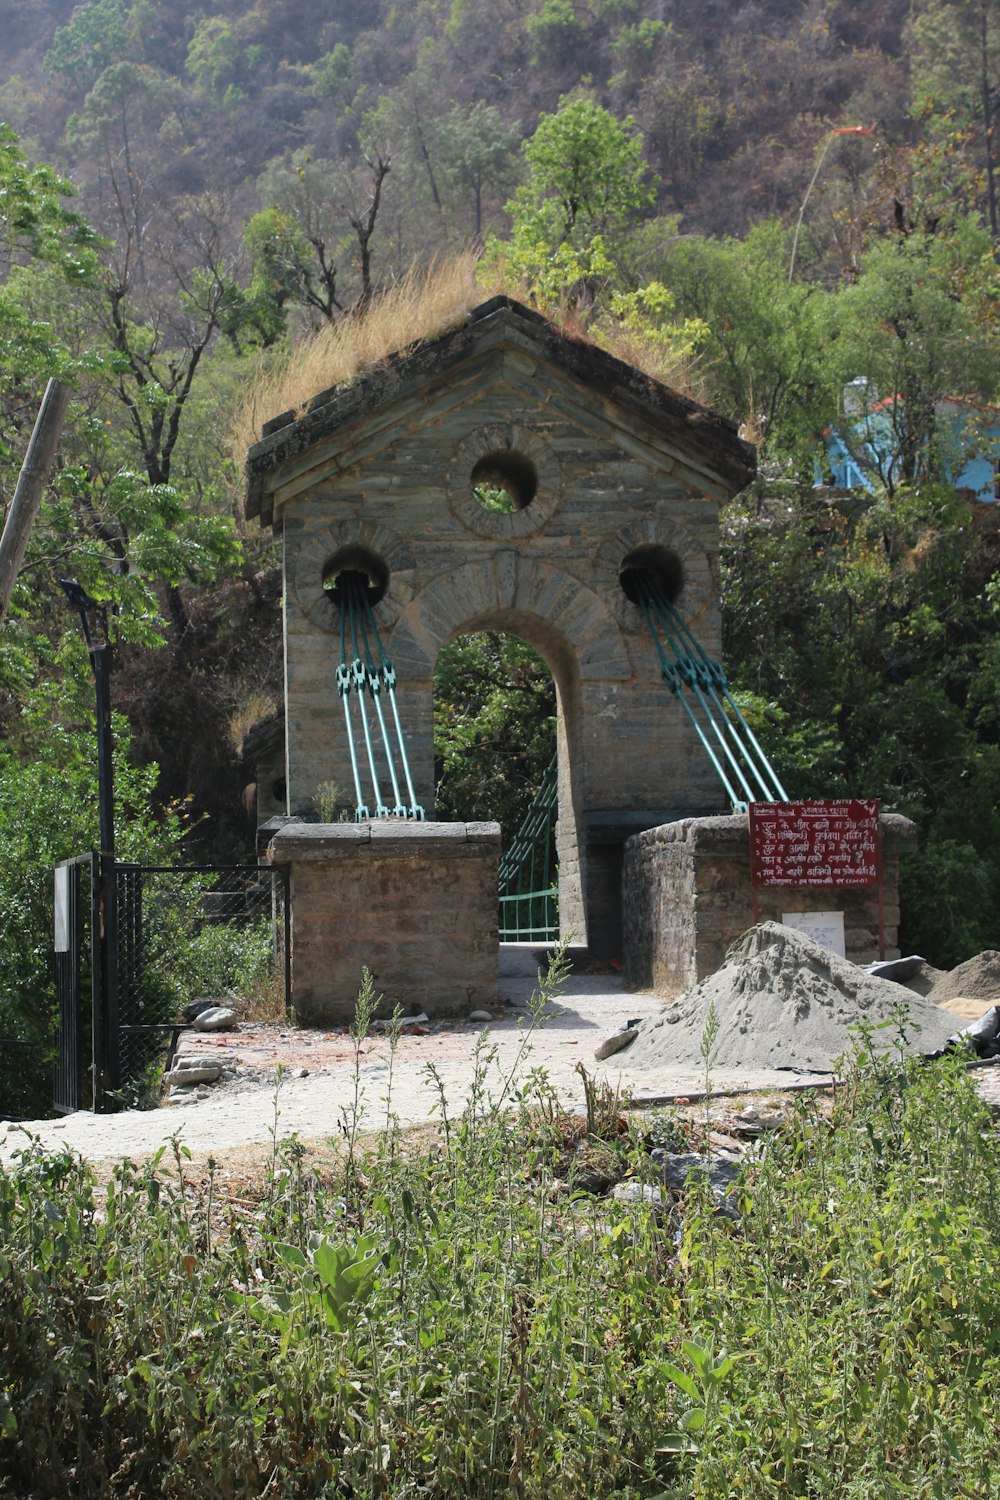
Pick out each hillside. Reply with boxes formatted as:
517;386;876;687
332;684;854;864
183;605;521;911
0;0;999;1004
3;0;917;250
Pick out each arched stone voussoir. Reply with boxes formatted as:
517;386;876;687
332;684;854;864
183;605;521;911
290;517;418;634
596;518;714;627
386;555;631;685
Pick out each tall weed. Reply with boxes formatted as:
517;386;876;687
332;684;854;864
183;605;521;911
1;988;997;1498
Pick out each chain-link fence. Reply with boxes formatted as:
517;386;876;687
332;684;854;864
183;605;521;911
112;864;290;1106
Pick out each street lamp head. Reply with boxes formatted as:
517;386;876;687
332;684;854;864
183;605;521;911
58;577;108;652
59;577;95;611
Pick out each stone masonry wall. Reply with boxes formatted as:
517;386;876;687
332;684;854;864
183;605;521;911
267;821;500;1024
623;813;917;995
279;388;725;826
277;364;728;952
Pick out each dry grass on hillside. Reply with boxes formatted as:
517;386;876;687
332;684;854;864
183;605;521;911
226;686;282;755
229;253;710;471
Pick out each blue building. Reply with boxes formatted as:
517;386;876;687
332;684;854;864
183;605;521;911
824;385;1000;502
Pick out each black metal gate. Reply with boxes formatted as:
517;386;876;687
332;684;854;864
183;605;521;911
112;864;291;1101
52;860;290;1114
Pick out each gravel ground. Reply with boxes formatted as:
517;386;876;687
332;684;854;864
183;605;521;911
0;957;831;1170
2;950;995;1171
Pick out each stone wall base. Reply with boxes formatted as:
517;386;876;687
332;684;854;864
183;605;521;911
267;821;500;1024
622;813;917;996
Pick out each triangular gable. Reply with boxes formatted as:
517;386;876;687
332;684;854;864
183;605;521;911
245;297;755;528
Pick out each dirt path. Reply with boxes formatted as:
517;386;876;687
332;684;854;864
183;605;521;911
4;948;995;1172
0;961;821;1169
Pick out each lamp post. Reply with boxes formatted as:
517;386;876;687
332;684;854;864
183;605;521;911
59;579;120;1104
788;123;877;283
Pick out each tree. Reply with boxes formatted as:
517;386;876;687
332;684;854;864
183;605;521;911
0;134;239;1082
308;42;353;106
44;0;138;96
99;195;248;491
526;0;584;65
722;478;1000;966
437;102;521;239
908;0;999;239
823;224;998;495
1;129;239;667
361;71;446;235
633;64;721;210
650;219;830;459
242;205;324;342
611;17;668;80
65;60;179;260
506;95;656;252
185;16;237;99
0;127;98;476
247;138;393;331
433;633;555;843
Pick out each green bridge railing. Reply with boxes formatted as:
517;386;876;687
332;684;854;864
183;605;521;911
497;757;559;943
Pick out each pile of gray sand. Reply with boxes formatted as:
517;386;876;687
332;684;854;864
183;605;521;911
927;951;1000;1007
625;923;960;1075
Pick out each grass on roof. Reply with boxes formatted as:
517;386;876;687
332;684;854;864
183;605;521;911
229;252;710;476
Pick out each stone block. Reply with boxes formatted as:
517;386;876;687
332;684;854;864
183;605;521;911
623;813;914;994
268;819;500;1023
370;820;470;844
269;823;371;862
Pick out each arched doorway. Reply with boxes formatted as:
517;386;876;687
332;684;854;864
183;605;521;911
431;618;585;947
434;631;557;942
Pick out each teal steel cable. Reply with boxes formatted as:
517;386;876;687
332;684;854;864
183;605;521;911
346;587;390;818
658;593;788;801
630;567;788;810
644;588;760;804
332;570;424;821
350;579;407;815
635;588;744;805
360;587;424;819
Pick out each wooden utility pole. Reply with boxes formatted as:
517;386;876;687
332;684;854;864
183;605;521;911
0;378;71;625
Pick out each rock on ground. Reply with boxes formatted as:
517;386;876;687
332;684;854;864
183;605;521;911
192;1007;237;1032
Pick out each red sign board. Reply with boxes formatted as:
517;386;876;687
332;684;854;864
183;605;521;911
748;800;881;889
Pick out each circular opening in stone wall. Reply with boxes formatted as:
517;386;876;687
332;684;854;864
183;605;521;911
619;544;685;605
471;449;538;513
322;546;389;607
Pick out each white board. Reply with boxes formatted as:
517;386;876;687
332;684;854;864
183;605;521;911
54;864;70;953
781;910;846;958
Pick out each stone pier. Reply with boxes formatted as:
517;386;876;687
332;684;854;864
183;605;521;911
267;820;500;1023
622;813;917;995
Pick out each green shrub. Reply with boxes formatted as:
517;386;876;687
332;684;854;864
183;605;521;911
0;994;997;1497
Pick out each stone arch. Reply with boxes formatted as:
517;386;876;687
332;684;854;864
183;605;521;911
388;555;631;946
388;553;630;683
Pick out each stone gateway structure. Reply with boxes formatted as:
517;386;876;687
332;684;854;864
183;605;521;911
246;296;759;1019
